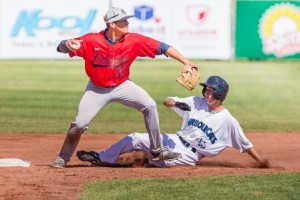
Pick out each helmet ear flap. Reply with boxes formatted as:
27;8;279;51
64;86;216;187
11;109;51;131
202;86;206;97
213;92;221;101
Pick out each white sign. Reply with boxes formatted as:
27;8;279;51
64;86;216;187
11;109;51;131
0;0;108;59
0;0;231;59
113;0;232;59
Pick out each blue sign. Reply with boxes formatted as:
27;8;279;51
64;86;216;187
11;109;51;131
11;9;97;37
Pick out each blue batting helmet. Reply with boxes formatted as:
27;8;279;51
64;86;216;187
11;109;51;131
199;76;229;101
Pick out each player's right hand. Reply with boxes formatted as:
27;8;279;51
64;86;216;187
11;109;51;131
65;39;83;52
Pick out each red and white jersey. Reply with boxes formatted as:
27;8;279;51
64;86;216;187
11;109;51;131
169;96;253;158
69;31;160;87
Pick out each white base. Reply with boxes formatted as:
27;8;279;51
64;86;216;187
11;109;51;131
0;158;31;167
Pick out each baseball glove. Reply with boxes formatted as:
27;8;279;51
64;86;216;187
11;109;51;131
176;66;199;90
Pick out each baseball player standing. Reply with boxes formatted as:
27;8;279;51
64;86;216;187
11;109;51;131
77;76;270;168
51;7;197;168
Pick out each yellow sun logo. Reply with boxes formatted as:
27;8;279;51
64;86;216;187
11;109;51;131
259;3;300;57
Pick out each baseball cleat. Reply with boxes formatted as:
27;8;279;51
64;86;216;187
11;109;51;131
77;151;103;166
77;150;135;167
151;147;182;161
51;156;67;168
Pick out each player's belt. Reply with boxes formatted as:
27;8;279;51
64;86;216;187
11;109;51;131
178;135;197;153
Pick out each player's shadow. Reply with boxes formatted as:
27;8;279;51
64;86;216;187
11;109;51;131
63;164;94;168
197;160;276;169
41;164;93;168
197;160;246;168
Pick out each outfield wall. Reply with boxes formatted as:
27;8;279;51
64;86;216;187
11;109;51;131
0;0;232;60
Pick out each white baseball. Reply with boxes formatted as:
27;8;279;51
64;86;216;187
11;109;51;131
72;41;81;48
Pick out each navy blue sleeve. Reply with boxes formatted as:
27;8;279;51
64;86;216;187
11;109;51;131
156;42;171;56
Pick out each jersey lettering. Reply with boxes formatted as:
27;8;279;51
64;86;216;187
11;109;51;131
91;49;130;68
188;118;217;144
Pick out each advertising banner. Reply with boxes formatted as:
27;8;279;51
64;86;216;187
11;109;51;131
236;0;300;59
0;0;231;59
113;0;232;60
0;0;108;59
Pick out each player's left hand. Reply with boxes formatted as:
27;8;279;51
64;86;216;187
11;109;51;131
175;102;191;111
184;60;197;68
176;65;199;91
260;159;270;168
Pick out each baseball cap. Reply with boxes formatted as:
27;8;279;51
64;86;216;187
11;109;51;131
104;7;134;23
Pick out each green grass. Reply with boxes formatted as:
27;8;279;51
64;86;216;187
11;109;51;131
0;59;299;133
0;59;299;199
78;172;300;200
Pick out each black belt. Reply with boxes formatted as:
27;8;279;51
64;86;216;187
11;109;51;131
178;136;197;153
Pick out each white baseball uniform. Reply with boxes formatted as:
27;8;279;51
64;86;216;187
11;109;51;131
99;96;253;167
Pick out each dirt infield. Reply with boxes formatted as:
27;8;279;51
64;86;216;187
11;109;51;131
0;133;299;200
